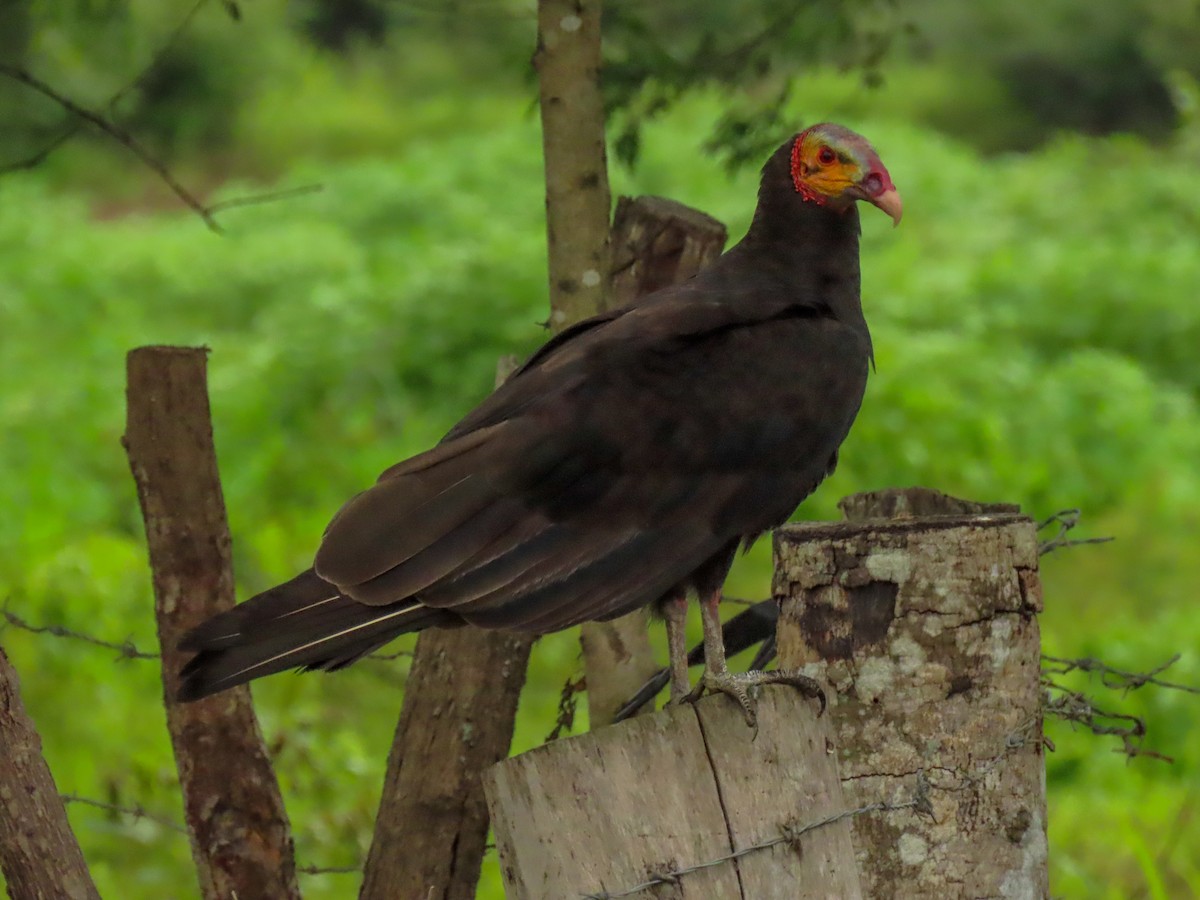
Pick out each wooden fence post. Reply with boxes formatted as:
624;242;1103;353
484;691;862;899
360;357;534;900
124;346;301;900
774;487;1048;899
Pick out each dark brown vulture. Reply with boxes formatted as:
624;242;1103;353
178;123;901;724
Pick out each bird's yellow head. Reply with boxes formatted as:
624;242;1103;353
790;123;902;225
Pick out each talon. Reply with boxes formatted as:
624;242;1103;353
750;669;826;715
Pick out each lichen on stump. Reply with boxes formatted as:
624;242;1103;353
773;489;1047;899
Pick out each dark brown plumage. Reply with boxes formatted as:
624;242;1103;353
178;123;900;708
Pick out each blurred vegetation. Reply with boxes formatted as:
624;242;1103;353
1;1;1199;898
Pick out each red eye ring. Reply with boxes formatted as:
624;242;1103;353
817;146;836;166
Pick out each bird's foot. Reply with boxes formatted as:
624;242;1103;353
685;668;826;729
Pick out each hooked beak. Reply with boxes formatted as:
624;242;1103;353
870;188;903;226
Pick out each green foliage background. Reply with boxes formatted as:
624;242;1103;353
1;2;1198;898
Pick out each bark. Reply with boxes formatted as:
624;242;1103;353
123;346;300;900
774;488;1048;899
580;196;729;727
609;195;728;304
534;0;612;328
485;690;861;899
0;646;100;900
359;356;533;900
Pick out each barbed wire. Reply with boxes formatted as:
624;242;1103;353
298;863;362;876
2;602;409;663
61;793;187;835
1037;508;1114;556
2;603;159;660
1040;653;1197;763
582;773;931;899
63;792;364;875
1042;653;1198;696
547;673;585;741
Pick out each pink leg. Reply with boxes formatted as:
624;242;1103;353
663;594;691;704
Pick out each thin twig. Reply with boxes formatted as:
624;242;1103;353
108;0;213;114
0;126;82;173
0;0;211;174
206;184;324;215
0;64;222;232
0;61;322;230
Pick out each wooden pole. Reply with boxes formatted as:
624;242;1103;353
484;691;862;899
581;196;728;727
0;645;100;900
774;487;1048;899
124;346;300;900
360;357;534;900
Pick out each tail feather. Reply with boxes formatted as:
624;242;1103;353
176;569;456;702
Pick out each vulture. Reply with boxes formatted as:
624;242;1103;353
178;123;901;725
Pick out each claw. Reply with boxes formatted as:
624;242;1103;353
686;668;826;729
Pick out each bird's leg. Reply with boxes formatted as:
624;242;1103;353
687;589;825;729
663;593;691;705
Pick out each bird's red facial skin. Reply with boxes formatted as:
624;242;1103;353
789;124;901;224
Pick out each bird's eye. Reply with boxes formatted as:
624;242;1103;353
817;147;837;166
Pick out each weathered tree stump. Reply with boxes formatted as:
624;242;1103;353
609;195;728;309
484;690;862;899
774;488;1047;899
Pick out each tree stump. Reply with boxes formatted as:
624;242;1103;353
774;488;1048;899
484;690;862;899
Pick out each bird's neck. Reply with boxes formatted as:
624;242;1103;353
733;181;869;348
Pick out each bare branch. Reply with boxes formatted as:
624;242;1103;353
0;126;82;174
206;183;324;215
107;0;213;114
0;64;223;231
0;42;321;229
0;0;209;174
